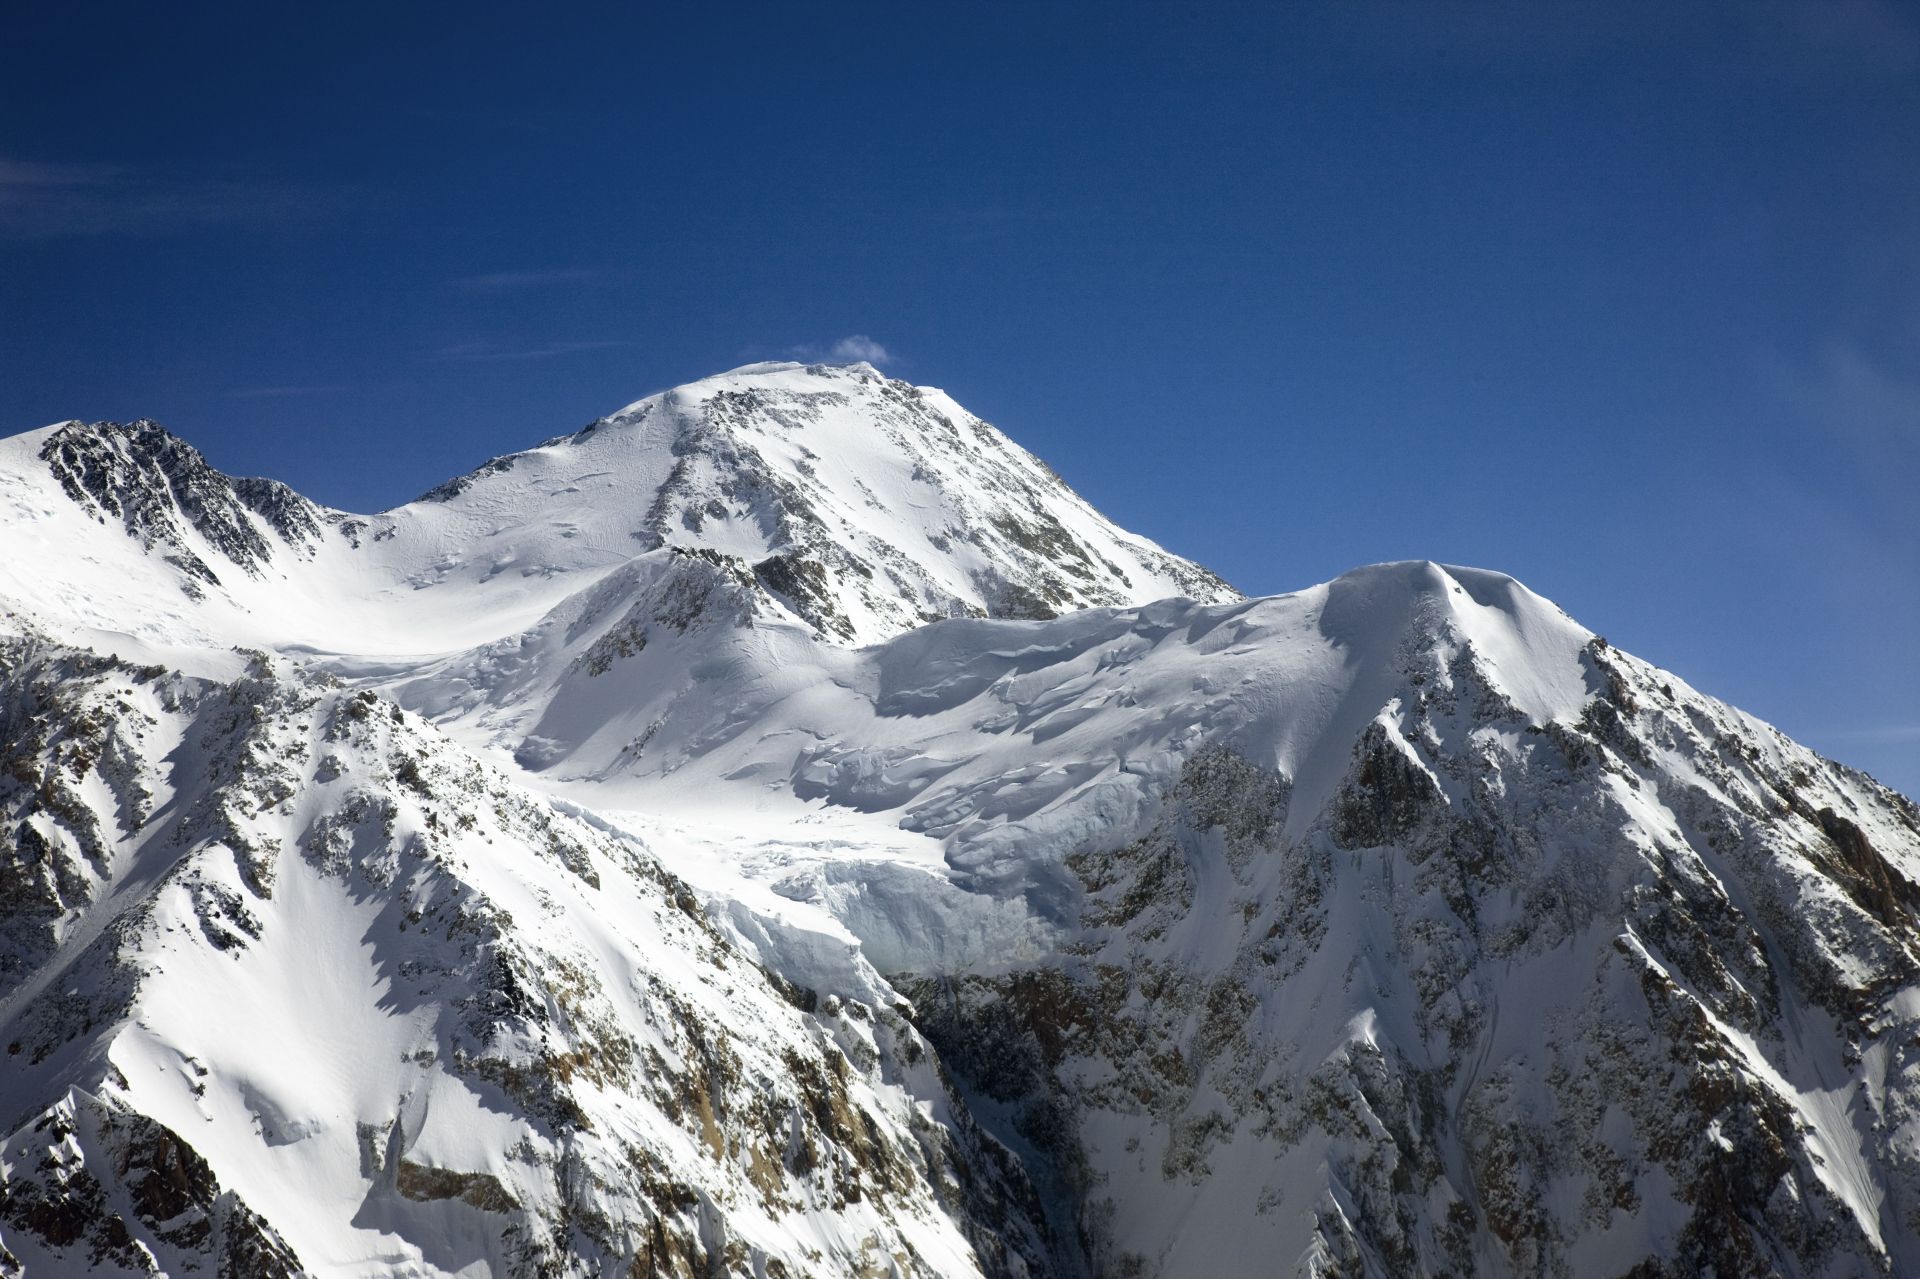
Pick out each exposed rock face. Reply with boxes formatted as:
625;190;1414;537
0;636;1055;1277
2;372;1917;1277
409;363;1238;644
0;1089;303;1278
908;625;1920;1279
37;421;324;590
3;363;1237;658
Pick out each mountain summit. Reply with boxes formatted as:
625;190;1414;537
0;361;1235;655
441;360;1240;643
1;365;1917;1278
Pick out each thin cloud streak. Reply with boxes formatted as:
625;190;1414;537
1767;337;1920;550
1331;0;1920;78
434;340;631;362
0;154;340;239
1784;343;1920;458
450;268;601;292
1809;725;1920;744
226;385;342;400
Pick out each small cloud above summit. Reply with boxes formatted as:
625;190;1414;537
829;335;894;365
785;335;897;367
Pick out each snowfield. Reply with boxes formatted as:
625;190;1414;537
1;360;1917;1277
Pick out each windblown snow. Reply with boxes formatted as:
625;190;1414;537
1;359;1916;1278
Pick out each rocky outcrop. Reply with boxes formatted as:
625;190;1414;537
911;626;1920;1277
0;1090;302;1278
0;637;1057;1278
565;363;1237;641
5;367;1916;1278
38;422;325;591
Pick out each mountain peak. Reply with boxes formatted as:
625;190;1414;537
4;370;1920;1278
33;418;327;591
0;366;1237;653
400;363;1239;645
599;357;907;426
699;358;885;379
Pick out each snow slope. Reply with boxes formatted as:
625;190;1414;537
0;631;1054;1278
2;362;1918;1278
0;361;1234;657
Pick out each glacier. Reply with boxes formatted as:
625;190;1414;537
0;360;1916;1277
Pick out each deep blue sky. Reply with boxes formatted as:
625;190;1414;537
4;2;1916;794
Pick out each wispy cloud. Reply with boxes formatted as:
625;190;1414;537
1774;339;1919;486
1333;0;1920;79
1784;343;1920;455
830;335;895;365
1758;0;1920;76
226;385;342;400
1807;724;1920;744
449;267;600;292
434;339;631;362
1766;339;1920;549
1804;722;1920;752
786;334;897;367
0;155;338;239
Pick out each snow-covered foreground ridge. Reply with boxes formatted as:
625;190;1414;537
0;361;1917;1278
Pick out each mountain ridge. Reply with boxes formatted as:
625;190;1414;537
1;361;1237;657
1;365;1917;1277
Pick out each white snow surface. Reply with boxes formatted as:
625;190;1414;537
0;361;1232;657
2;361;1918;1278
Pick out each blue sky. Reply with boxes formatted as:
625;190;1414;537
3;1;1916;794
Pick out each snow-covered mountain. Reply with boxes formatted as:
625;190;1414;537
2;361;1916;1278
0;361;1233;657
